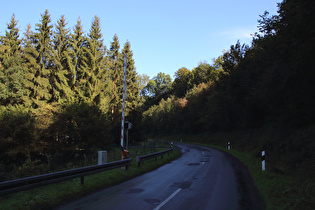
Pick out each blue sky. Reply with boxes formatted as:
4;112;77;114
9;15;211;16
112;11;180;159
0;0;280;79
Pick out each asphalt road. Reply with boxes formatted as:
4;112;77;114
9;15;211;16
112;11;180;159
57;143;263;210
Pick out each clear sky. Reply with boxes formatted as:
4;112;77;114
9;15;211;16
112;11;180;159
0;0;280;79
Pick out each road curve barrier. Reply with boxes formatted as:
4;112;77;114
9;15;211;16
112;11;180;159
0;158;132;196
136;148;173;167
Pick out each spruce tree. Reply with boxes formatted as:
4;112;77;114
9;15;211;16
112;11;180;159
50;15;74;103
75;15;108;107
107;34;123;117
121;40;140;114
23;9;53;108
33;9;54;73
74;16;95;103
86;15;107;104
0;14;21;57
0;14;26;106
20;24;35;107
69;17;85;92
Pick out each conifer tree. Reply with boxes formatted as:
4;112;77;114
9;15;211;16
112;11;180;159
86;15;107;104
22;24;32;48
69;17;85;92
23;9;53;108
107;34;123;117
33;9;54;73
121;40;140;114
0;14;21;57
76;15;108;107
50;15;74;103
0;14;26;106
20;24;35;107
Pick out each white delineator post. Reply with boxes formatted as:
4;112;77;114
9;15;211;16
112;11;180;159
262;150;266;171
228;142;231;150
120;54;127;148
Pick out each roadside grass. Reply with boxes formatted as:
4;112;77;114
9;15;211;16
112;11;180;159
187;142;314;210
0;149;181;210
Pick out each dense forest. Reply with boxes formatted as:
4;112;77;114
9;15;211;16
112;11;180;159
0;10;144;179
141;0;314;178
1;0;314;181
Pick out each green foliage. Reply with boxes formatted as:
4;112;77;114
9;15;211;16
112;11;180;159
0;55;27;106
0;14;27;107
0;107;35;172
50;15;74;103
142;72;172;109
1;10;139;113
106;34;123;119
172;67;193;97
152;72;172;96
53;102;112;149
69;17;85;90
138;73;150;102
75;15;108;106
222;40;248;74
191;62;220;85
144;72;172;98
122;40;140;114
23;9;53;108
0;14;21;57
0;11;141;179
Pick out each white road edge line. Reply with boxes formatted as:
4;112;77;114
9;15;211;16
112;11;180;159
153;188;182;210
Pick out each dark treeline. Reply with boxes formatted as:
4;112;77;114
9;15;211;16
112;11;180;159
0;10;144;179
141;0;314;177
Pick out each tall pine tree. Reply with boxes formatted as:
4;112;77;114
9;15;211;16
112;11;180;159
23;9;53;108
75;15;109;108
69;17;85;92
50;15;74;103
86;15;107;105
107;34;123;117
121;40;140;114
0;14;21;57
0;14;26;106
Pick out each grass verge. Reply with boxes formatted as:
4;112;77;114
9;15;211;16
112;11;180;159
187;142;314;210
0;149;181;210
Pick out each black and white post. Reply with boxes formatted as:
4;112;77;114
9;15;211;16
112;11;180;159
262;150;266;171
228;141;231;150
120;54;127;148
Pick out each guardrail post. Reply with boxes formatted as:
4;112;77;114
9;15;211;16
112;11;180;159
136;156;141;167
126;163;129;170
81;176;84;185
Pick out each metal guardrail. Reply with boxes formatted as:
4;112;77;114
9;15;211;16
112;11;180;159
136;148;173;167
0;158;132;196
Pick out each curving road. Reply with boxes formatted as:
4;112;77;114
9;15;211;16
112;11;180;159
57;143;263;210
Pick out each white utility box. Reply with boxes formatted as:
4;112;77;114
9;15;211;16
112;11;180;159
98;151;107;165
